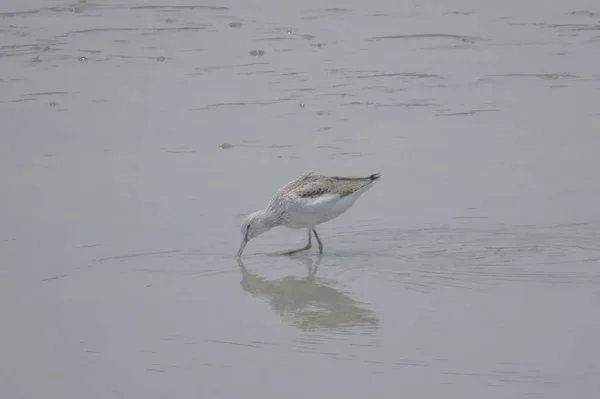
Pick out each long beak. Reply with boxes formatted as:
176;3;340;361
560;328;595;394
237;237;248;257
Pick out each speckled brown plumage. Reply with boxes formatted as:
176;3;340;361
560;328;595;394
265;172;381;210
294;173;381;198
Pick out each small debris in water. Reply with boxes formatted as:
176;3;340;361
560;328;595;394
287;28;292;35
48;101;58;107
219;143;234;149
249;49;265;57
229;22;243;28
156;56;165;62
298;103;305;108
78;56;87;62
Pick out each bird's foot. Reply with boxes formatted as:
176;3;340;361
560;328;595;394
280;244;311;256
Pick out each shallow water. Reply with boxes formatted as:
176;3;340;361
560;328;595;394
1;0;600;398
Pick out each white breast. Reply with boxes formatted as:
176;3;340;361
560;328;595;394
283;191;362;229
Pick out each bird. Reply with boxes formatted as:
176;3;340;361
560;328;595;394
237;171;382;257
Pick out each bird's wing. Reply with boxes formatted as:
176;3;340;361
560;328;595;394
266;171;315;207
291;175;375;199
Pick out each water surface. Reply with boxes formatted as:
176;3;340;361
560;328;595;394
1;0;600;398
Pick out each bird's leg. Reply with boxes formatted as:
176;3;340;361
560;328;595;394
281;229;312;255
312;229;324;254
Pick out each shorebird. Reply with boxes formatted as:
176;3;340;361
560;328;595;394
237;171;381;257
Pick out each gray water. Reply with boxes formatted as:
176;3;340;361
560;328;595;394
2;0;600;398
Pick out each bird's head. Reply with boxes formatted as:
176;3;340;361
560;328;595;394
237;211;274;257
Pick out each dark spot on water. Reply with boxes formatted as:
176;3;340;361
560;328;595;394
130;5;229;11
324;8;351;13
165;148;196;154
436;109;498;117
445;11;473;16
249;49;265;57
370;33;480;43
487;73;577;80
566;10;598;17
25;91;68;96
229;22;243;28
219;143;234;149
42;274;68;282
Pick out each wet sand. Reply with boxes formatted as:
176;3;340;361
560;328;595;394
1;1;600;398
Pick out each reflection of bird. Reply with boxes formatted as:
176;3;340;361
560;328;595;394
237;171;382;257
237;257;379;333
